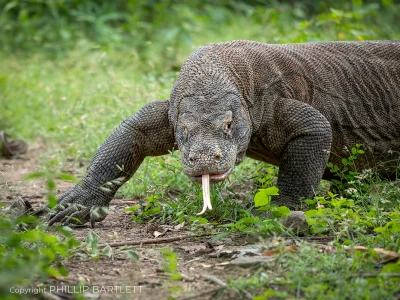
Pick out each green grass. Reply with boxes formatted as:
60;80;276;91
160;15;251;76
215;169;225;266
1;2;400;299
231;245;400;299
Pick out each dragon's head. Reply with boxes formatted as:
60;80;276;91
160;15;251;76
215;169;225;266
170;73;251;184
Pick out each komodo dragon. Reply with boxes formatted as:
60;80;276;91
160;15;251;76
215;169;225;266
46;40;400;227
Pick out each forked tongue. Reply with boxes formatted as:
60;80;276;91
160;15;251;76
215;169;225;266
197;174;212;215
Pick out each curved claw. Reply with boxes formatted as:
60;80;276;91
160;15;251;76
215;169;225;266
48;205;78;226
62;208;90;226
45;184;112;227
90;206;109;228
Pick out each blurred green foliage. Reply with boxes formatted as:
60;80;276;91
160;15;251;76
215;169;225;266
0;216;79;299
1;0;399;64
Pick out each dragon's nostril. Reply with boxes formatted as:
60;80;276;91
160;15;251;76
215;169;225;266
214;154;221;161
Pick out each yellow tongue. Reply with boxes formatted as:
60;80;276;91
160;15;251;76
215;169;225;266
197;174;212;215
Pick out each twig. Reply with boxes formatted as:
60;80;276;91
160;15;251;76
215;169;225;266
100;234;213;248
201;274;227;287
145;272;195;281
300;236;334;241
182;257;202;265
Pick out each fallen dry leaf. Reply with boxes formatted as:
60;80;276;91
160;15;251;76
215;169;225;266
317;244;399;264
153;231;165;238
344;245;399;263
262;245;299;256
174;222;185;231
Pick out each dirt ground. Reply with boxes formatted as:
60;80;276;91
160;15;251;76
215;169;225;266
0;144;320;300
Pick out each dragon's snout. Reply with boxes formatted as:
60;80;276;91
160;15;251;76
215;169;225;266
187;152;222;165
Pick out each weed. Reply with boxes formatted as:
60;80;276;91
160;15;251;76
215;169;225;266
0;213;80;299
160;248;182;281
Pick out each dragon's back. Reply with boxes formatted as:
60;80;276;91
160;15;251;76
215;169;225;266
210;41;400;153
194;40;400;173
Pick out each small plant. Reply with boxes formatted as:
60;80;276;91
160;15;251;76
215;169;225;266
0;167;81;299
0;215;80;299
303;146;400;249
327;144;368;195
127;194;163;223
304;192;360;234
160;248;182;281
77;232;112;262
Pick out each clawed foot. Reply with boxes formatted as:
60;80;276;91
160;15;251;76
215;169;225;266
44;185;111;228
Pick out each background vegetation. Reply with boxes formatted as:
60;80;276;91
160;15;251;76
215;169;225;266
1;0;399;299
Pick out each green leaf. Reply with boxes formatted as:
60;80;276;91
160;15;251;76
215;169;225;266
254;187;279;207
46;267;62;278
380;263;400;275
210;230;230;242
190;216;208;224
57;173;77;182
328;191;338;198
46;179;56;190
47;194;57;208
373;226;386;233
254;192;269;207
4;1;18;11
86;232;99;251
305;210;318;217
144;207;161;215
25;171;46;180
42;235;58;244
310;222;328;234
272;206;290;218
170;273;183;280
101;245;113;257
123;250;140;262
125;205;139;212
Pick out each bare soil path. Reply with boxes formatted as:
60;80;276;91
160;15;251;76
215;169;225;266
1;144;285;300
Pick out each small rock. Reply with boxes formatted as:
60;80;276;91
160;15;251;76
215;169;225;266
9;197;32;219
280;211;309;235
0;131;28;158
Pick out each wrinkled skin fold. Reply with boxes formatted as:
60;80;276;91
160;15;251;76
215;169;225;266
46;40;400;227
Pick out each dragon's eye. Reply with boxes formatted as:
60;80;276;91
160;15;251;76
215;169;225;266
224;119;233;133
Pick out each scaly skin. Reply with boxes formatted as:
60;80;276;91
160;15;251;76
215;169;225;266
48;100;174;226
48;40;400;226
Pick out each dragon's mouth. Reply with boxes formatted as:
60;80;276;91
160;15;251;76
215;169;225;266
189;168;233;184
